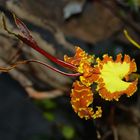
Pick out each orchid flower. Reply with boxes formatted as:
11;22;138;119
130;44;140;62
1;15;138;120
64;47;138;119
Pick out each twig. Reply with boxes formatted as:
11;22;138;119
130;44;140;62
26;87;64;99
111;126;118;140
7;41;23;64
101;130;112;140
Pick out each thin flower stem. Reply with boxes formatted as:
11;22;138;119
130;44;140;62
26;59;81;77
0;59;81;77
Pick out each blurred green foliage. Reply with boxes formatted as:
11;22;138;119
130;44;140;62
62;125;75;140
126;0;140;11
43;112;55;121
35;99;57;110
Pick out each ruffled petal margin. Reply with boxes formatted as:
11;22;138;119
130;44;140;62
71;81;102;120
95;54;138;101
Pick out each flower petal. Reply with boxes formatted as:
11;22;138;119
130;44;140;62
64;47;94;68
64;47;97;86
71;81;102;119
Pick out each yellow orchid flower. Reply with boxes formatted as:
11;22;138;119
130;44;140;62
64;47;138;120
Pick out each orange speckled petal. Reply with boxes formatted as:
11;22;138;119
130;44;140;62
71;80;102;119
64;47;85;66
64;47;94;67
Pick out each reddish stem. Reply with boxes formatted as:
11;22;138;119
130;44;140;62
3;14;78;73
17;35;77;71
27;59;81;77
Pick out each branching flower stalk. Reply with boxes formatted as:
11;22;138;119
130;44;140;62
2;14;77;72
0;14;139;120
0;59;81;77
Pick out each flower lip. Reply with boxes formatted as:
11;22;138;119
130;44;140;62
95;53;138;101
